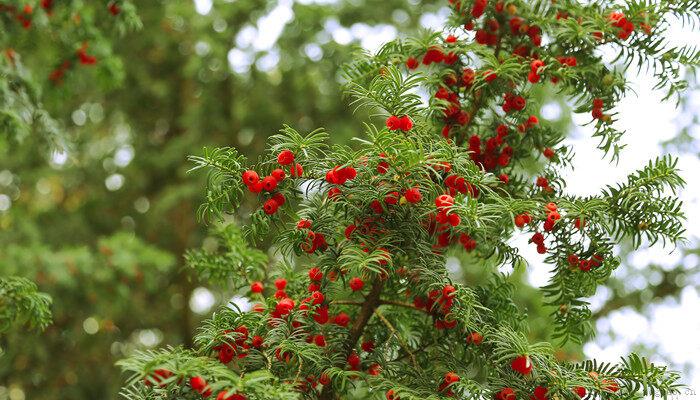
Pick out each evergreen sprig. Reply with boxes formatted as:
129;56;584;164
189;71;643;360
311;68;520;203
0;276;52;335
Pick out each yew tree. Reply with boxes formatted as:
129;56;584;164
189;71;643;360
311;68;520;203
119;0;697;399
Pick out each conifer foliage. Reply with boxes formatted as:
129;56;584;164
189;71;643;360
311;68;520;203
119;0;697;399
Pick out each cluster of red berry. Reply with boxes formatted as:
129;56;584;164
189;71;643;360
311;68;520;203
437;371;461;397
212;325;263;364
143;371;246;400
436;86;472;134
325;163;357;200
295;219;328;254
467;126;513;171
567;253;604;272
385;115;414;132
241;150;303;215
591;98;606;120
0;4;34;28
412;285;458;330
523;203;560;253
608;12;639;39
47;43;97;84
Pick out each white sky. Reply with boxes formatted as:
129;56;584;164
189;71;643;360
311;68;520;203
194;0;700;387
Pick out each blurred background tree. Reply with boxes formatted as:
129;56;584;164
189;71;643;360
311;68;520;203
1;0;698;399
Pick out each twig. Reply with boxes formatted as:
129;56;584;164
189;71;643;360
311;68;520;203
379;299;430;314
374;309;419;370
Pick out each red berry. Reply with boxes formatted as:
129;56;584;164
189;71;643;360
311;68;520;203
483;69;497;82
275;278;287;290
313;306;329;324
190;376;208;392
579;259;592;272
532;386;548;400
334;312;350;327
386;116;401;130
261;176;278;192
567;254;580;266
466;332;483;345
398;115;413;131
314;334;326;347
447;213;461;227
328;187;342;199
263;199;279;215
297;219;312;229
108;2;121;15
405;187;422;203
242;170;259;186
406;57;419;70
496;388;516;400
277;150;295;165
290;163;303;177
386;389;399;400
573;386;586;397
250;281;264;293
341;166;357;180
511;355;532;375
308;267;322;281
251;335;263;348
376;160;390;174
275;298;295;315
444;372;460;384
308;282;320;292
385;191;400;205
435;194;454;209
370;200;384;214
247;182;263;193
271;192;286;206
347;352;361;369
471;0;486;18
311;291;324;305
349;277;364;292
344;224;356;239
361;340;374;352
145;369;173;387
271;168;286;182
528;71;541;83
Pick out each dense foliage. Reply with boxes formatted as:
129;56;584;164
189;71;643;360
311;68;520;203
1;0;448;398
116;0;698;400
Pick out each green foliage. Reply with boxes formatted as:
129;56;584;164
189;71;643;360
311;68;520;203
2;0;448;397
603;155;686;248
118;346;299;400
0;0;141;149
188;147;248;222
185;224;268;286
118;0;695;397
0;276;52;335
0;233;177;398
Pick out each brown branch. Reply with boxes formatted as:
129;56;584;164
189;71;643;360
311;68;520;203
319;279;384;400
